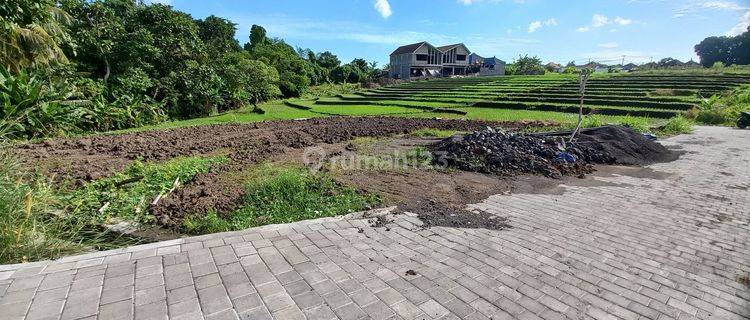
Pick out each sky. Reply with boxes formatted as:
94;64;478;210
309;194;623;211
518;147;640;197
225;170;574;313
150;0;750;66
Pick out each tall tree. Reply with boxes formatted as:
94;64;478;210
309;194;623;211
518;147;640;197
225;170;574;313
695;27;749;67
316;51;340;69
248;24;267;50
197;15;241;55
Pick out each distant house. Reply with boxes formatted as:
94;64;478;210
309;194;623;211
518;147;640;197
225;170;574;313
545;62;563;73
622;63;639;72
389;42;500;80
468;53;484;65
478;57;506;76
437;43;471;77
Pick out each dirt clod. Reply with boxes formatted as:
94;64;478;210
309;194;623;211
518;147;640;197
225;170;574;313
405;269;417;276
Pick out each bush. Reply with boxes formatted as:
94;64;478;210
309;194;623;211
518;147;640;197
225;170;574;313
695;85;750;125
0;68;86;141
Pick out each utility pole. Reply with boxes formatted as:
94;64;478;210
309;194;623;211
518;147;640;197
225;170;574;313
621;55;625;66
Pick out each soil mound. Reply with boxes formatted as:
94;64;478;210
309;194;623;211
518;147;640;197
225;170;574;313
573;126;680;165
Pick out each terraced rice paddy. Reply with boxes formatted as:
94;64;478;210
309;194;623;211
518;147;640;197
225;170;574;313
288;73;750;122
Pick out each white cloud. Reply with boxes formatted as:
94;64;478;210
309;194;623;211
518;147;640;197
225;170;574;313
674;1;748;18
700;1;747;10
374;0;392;19
144;0;171;4
528;18;557;33
598;42;619;49
728;11;750;35
577;14;634;32
614;17;633;25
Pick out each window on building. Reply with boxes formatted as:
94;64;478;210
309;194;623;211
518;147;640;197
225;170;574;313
416;54;428;61
456;54;467;61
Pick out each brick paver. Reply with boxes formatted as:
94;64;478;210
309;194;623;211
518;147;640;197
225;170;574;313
0;126;748;320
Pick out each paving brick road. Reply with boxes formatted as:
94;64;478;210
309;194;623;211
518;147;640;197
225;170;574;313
1;126;748;320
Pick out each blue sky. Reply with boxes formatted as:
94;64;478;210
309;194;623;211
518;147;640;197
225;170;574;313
154;0;750;66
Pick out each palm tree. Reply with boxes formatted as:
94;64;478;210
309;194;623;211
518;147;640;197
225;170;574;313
0;2;73;72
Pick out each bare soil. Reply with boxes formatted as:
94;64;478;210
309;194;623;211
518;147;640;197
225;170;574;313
14;117;550;229
15;117;678;234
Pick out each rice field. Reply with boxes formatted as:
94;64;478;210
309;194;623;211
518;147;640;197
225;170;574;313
289;73;750;125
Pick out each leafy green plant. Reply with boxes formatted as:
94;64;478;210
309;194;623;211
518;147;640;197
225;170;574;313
183;164;378;234
695;85;750;125
0;68;86;141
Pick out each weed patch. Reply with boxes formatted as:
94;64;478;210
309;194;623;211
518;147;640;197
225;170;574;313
659;115;694;136
183;164;378;234
0;152;83;263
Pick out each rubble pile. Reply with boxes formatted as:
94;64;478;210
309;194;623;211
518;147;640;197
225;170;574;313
433;127;609;178
433;125;675;178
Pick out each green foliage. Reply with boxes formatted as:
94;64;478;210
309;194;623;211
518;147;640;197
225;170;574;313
1;0;73;72
303;83;361;98
659;115;694;135
694;85;750;125
616;115;650;133
509;54;545;75
183;164;378;234
220;52;281;108
197;15;241;55
580;114;604;128
0;68;85;140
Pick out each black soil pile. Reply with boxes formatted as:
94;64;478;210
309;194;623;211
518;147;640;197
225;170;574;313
433;125;678;179
572;126;680;165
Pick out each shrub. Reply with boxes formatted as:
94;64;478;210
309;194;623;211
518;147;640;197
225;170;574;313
0;68;86;141
695;85;750;125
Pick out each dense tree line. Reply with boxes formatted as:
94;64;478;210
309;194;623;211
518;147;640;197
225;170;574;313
695;26;750;67
0;0;381;139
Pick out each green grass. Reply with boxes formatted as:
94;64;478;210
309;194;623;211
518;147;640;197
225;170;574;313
659;115;694;135
182;164;378;234
310;104;422;115
116;101;323;133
